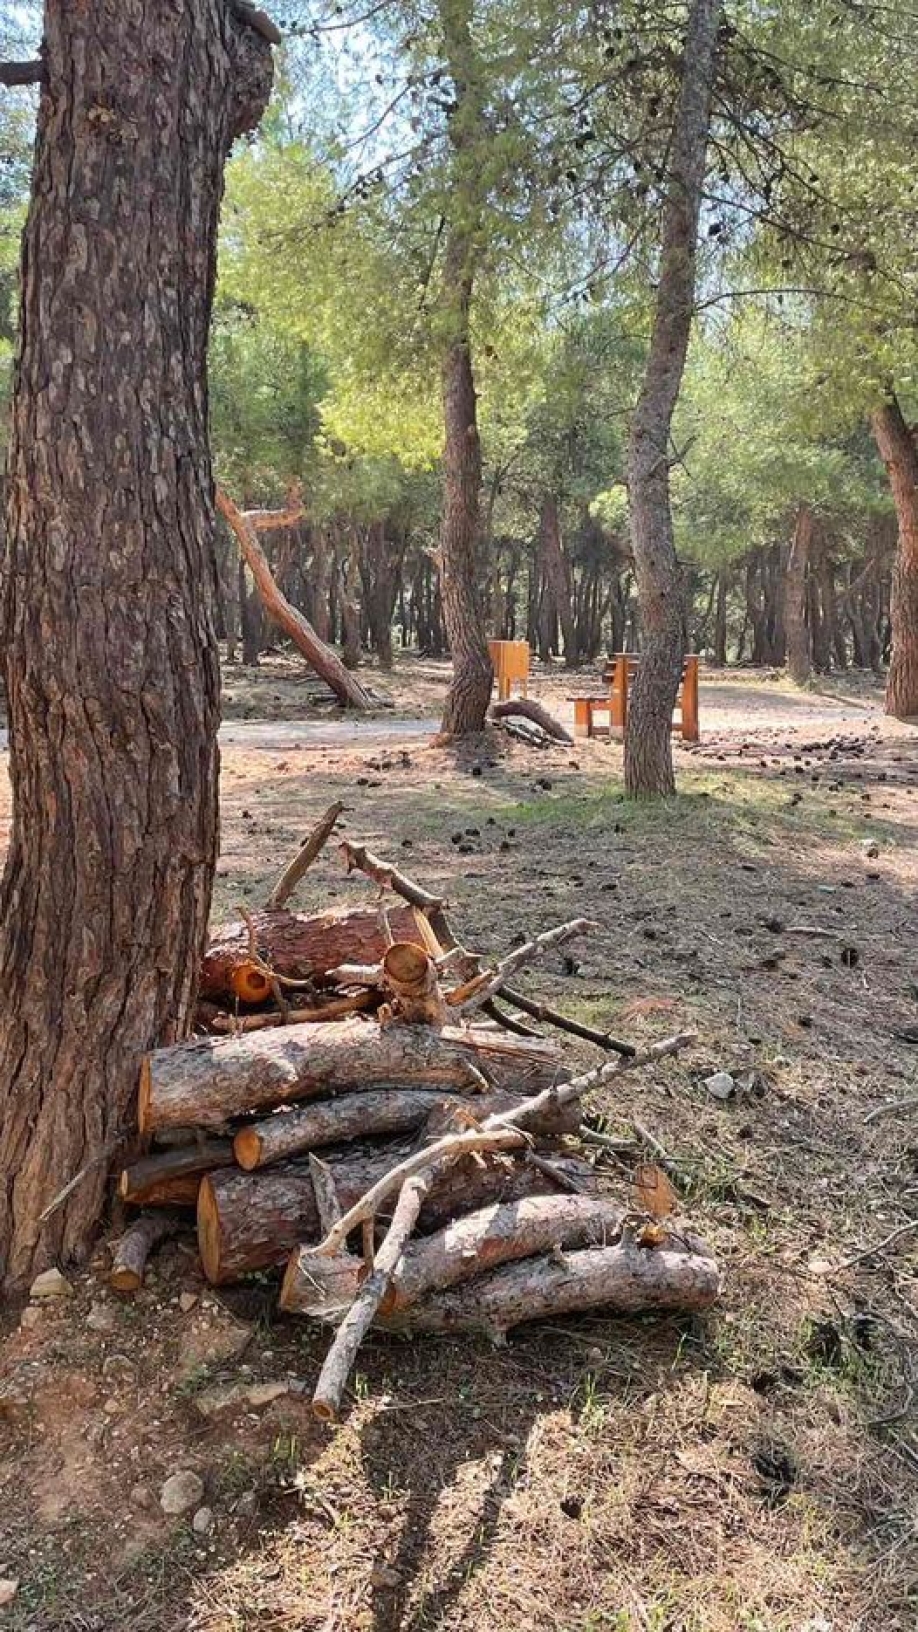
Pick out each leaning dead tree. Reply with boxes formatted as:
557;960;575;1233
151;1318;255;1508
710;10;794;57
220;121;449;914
0;0;277;1289
115;812;720;1421
216;489;377;709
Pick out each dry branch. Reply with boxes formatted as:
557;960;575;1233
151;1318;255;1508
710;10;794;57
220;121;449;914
453;918;596;1015
266;801;346;910
490;697;574;743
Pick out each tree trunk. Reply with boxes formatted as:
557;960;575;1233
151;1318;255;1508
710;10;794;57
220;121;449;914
436;0;493;738
539;496;578;665
0;1;274;1288
239;557;262;665
713;572;728;665
786;505;813;686
623;0;723;796
871;394;918;718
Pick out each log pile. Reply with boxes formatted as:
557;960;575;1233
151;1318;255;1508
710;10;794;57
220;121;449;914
114;809;720;1420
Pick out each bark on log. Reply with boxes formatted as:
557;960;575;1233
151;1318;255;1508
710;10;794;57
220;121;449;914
209;1148;598;1285
490;698;574;743
234;1086;579;1170
119;1141;234;1205
384;1235;720;1337
281;1194;627;1318
140;1018;562;1134
110;1212;180;1294
200;903;429;1004
208;993;374;1032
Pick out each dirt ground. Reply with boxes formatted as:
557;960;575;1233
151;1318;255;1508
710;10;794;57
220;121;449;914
1;657;917;1631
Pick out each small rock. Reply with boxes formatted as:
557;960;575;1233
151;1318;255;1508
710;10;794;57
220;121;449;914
179;1292;198;1314
102;1353;137;1384
130;1483;154;1511
160;1470;204;1516
194;1380;288;1419
192;1506;215;1537
19;1306;42;1331
234;1490;259;1519
861;838;879;858
30;1267;73;1300
703;1071;735;1101
86;1303;118;1334
0;1579;19;1609
102;1397;121;1416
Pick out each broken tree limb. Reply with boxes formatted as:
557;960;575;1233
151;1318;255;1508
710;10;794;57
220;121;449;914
338;840;445;914
266;801;346;910
452;918;597;1015
109;1212;180;1293
382;1235;721;1337
216;489;377;710
0;57;44;85
200;902;428;1004
382;942;448;1025
490;697;574;743
311;1172;432;1421
499;987;636;1058
119;1141;234;1206
140;1019;562;1134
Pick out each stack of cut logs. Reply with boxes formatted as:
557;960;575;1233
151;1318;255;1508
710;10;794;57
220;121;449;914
112;806;719;1421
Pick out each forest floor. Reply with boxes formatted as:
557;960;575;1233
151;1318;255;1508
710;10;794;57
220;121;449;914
1;659;917;1631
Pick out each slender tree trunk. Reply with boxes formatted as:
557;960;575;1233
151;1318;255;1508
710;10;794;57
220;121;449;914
713;573;728;665
239;558;262;665
871;394;918;718
786;505;813;686
623;0;723;796
0;0;274;1287
436;0;493;737
539;495;578;666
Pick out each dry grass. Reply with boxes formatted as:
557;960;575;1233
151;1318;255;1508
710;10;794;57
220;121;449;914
1;663;917;1631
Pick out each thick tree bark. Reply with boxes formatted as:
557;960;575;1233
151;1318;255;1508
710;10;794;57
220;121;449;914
871;395;918;718
119;1141;234;1206
0;1;274;1288
624;0;722;796
786;505;813;686
436;0;494;738
140;1019;561;1134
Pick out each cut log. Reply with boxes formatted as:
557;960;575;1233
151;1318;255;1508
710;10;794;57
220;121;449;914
207;1148;598;1285
490;697;574;743
234;1087;580;1171
281;1193;627;1318
383;1235;721;1337
382;942;447;1025
200;903;429;1004
140;1018;562;1134
109;1212;180;1294
119;1142;234;1205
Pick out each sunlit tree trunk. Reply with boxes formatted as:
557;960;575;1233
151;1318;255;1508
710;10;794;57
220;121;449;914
624;0;723;796
0;0;274;1288
786;505;813;686
872;394;918;718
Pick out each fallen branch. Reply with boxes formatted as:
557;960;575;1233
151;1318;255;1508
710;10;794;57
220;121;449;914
208;992;374;1032
311;1173;432;1421
840;1218;918;1270
490;697;574;743
452;918;597;1015
266;801;346;910
499;987;635;1058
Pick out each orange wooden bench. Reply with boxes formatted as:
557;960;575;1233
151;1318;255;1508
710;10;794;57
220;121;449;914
488;639;530;702
573;653;700;742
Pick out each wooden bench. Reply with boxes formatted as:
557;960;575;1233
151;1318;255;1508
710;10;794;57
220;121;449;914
573;653;700;742
488;639;530;702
